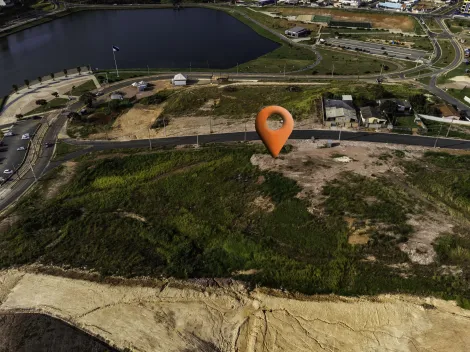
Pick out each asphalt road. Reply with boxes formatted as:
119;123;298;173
0;120;41;177
326;38;429;61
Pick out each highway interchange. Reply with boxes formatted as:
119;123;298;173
1;4;470;212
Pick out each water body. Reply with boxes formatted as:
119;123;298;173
0;313;119;352
0;8;279;96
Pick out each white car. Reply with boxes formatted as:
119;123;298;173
3;169;13;174
4;131;13;137
21;133;30;140
17;146;25;151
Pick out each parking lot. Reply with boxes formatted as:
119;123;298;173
0;119;41;181
325;38;430;61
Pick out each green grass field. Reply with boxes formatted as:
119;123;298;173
435;40;456;68
2;146;470;305
424;18;442;32
27;98;68;115
330;33;434;52
66;80;97;96
53;142;87;161
445;19;469;34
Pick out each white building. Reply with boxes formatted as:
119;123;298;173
172;73;187;86
0;0;14;7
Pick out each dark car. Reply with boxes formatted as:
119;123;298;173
32;115;43;120
45;142;54;148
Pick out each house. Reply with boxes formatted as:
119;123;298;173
0;0;14;7
172;73;187;86
339;0;361;7
132;81;148;91
324;99;358;127
438;104;460;119
110;93;124;100
462;0;470;12
285;26;311;38
377;98;412;114
360;106;388;127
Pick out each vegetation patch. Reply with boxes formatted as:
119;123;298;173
27;98;68;115
66;80;97;96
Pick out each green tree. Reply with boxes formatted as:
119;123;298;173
80;92;96;108
38;76;42;85
24;79;30;88
380;100;397;122
50;73;55;81
63;69;68;77
36;99;47;106
52;92;59;98
108;99;121;111
67;112;80;120
77;66;82;75
12;84;18;94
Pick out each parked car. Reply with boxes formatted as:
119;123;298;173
95;91;104;97
80;108;87;115
32;115;42;120
21;133;30;140
4;131;13;137
3;169;13;174
17;146;25;151
45;142;54;148
0;177;5;183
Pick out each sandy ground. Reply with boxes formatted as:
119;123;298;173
1;267;470;352
1;74;98;125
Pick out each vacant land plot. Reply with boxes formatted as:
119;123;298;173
261;7;416;32
313;48;399;75
424;17;442;32
1;143;470;306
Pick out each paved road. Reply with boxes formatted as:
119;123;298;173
0;119;41;176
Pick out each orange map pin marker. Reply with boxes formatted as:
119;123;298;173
255;105;294;158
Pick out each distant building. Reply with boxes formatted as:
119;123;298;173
110;93;124;100
324;98;358;127
377;98;412;114
339;0;361;7
377;2;406;11
285;26;311;38
172;73;187;86
438;104;460;119
360;106;388;127
462;0;470;12
0;0;14;7
258;0;275;6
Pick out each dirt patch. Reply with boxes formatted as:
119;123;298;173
275;8;415;32
1;269;470;352
43;161;77;200
116;211;147;223
348;232;370;245
399;213;454;265
250;140;403;207
252;195;275;213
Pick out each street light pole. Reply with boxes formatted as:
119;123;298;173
29;161;37;182
446;120;453;137
434;123;443;148
148;128;152;150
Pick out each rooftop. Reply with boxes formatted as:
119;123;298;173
286;26;309;33
360;106;382;119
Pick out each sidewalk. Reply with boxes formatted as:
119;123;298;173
0;72;98;125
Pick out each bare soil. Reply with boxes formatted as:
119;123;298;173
1;268;470;352
274;8;416;32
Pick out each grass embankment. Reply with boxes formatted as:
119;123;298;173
53;142;87;161
424;18;442;32
27;98;68;115
67;80;97;96
2;147;470;304
421;118;470;140
435;40;456;68
226;9;316;73
437;63;468;84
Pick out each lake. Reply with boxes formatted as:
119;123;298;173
0;8;279;96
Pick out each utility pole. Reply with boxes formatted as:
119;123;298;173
147;65;149;75
237;63;239;76
163;118;167;137
338;127;342;142
244;119;247;142
148;128;152;150
331;62;335;78
434;123;443;148
210;116;213;134
446;120;453;137
284;62;286;77
190;62;192;73
196;134;199;147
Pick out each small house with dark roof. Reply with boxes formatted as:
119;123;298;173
360;106;388;127
324;98;358;127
